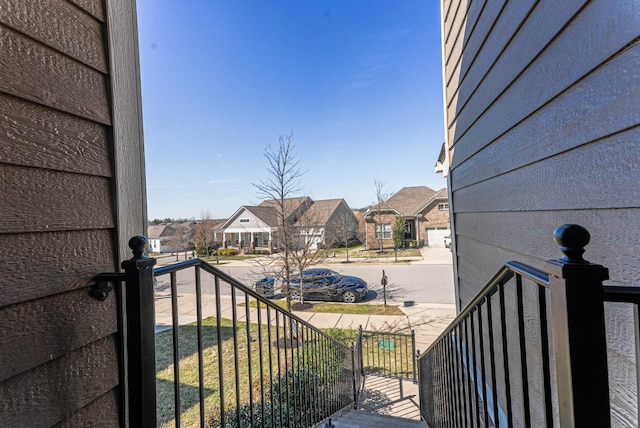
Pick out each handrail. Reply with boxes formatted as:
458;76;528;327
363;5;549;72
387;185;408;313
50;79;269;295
417;224;614;428
602;285;640;304
419;261;549;357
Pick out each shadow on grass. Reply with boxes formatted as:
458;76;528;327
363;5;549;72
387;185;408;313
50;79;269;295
155;322;236;372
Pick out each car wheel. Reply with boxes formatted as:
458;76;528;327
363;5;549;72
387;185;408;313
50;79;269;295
343;291;357;303
290;289;301;301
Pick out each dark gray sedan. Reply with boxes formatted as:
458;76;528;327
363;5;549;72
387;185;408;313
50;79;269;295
286;268;368;303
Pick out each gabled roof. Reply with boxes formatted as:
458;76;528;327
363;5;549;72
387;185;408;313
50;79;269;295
365;186;437;218
299;199;344;225
147;224;171;239
244;205;279;226
416;187;449;214
258;196;312;216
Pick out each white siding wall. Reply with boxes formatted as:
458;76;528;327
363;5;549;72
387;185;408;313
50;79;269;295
443;0;640;425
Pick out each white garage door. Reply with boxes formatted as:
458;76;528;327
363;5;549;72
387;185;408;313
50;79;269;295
426;229;450;247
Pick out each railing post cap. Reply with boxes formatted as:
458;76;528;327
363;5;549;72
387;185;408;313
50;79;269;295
553;224;590;263
129;235;149;259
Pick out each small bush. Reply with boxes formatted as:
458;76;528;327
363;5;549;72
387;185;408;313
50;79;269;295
217;248;238;256
250;249;270;255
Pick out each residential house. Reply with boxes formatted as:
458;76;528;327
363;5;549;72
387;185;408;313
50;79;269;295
147;223;176;253
151;221;198;253
1;0;145;425
440;0;640;425
363;186;450;249
219;197;358;252
299;198;358;249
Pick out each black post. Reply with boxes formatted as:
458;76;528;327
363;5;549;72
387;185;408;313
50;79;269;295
121;236;157;428
546;224;610;427
351;344;358;409
381;270;388;307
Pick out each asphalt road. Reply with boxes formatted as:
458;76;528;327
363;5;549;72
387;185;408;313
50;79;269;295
155;261;455;305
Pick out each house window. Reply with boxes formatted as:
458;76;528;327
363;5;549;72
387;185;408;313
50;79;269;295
438;203;449;210
239;218;250;223
375;223;391;239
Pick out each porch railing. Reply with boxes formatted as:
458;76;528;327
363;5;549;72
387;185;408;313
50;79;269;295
358;326;417;381
417;224;626;428
95;237;357;428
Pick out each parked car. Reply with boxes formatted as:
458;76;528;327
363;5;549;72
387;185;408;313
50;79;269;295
254;277;276;298
444;235;451;248
284;268;368;303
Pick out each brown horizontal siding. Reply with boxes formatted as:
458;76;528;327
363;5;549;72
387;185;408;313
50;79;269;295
0;93;112;176
0;24;111;124
0;335;120;427
68;0;105;22
54;389;120;428
0;0;107;73
0;0;120;425
0;164;114;233
0;229;116;308
0;287;118;382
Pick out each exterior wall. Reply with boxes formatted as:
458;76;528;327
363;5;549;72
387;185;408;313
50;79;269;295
365;212;397;249
222;209;273;249
0;0;144;425
442;0;640;425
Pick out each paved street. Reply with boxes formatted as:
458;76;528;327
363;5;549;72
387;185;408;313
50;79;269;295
154;246;457;351
155;246;455;305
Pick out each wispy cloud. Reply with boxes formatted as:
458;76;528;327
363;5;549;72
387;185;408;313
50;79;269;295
147;181;185;189
205;177;235;186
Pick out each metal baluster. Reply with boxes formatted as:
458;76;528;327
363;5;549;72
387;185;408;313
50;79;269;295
170;271;181;426
516;275;531;428
498;284;513;427
194;265;205;427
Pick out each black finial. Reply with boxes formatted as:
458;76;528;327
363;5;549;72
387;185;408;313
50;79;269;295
129;235;148;259
553;224;590;263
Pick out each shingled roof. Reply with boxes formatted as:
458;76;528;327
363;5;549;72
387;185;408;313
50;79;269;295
300;199;344;225
384;186;437;216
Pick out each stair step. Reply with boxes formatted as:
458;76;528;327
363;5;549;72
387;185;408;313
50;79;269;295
318;409;428;428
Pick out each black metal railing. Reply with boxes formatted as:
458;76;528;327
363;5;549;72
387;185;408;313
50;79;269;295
358;326;417;381
95;237;357;428
417;224;617;427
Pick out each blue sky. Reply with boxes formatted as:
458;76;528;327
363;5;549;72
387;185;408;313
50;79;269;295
136;1;445;220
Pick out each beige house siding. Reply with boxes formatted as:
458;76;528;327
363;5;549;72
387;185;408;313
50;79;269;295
1;0;144;425
442;0;640;425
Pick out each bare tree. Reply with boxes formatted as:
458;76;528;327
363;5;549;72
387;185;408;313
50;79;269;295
168;226;186;261
325;210;359;263
372;179;391;251
253;132;306;310
194;210;216;257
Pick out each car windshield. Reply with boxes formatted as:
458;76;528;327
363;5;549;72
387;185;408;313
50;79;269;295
324;272;341;283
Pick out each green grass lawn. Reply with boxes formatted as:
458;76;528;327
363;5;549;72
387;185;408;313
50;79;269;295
242;299;405;316
155;316;356;427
